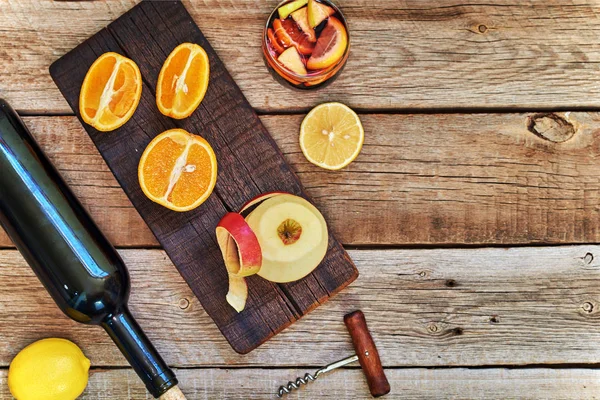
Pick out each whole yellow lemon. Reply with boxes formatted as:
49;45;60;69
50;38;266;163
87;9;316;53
8;338;90;400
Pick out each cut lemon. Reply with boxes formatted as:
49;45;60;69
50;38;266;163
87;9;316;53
79;52;142;132
157;43;210;119
138;129;217;212
300;102;364;170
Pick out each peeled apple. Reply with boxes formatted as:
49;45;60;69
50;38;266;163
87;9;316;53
215;192;328;312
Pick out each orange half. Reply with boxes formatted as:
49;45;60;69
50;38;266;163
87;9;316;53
157;43;210;119
138;129;218;212
79;52;142;132
306;16;348;71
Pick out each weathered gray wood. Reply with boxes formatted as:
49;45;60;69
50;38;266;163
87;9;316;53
3;1;599;397
3;112;599;247
269;111;600;246
1;368;598;399
2;1;600;112
1;246;599;367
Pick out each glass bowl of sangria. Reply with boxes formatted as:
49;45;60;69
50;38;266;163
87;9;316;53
262;0;350;89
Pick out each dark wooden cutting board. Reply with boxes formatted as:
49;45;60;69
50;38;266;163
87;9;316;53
49;0;358;354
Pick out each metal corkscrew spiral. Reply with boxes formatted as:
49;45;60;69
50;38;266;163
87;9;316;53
276;311;391;398
277;355;359;397
277;372;319;397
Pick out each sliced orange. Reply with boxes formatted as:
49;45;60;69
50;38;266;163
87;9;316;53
300;102;364;170
267;28;286;55
79;52;142;132
273;18;315;56
156;43;210;119
138;129;217;212
306;17;347;70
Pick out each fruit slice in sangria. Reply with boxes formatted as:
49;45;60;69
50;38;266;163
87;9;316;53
307;16;347;70
263;0;349;88
273;17;315;56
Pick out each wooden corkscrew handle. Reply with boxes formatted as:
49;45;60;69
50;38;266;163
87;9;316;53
344;310;390;398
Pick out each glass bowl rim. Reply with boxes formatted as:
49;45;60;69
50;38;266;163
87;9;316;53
262;0;351;81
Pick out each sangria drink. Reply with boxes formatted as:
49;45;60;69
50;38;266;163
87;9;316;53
263;0;350;89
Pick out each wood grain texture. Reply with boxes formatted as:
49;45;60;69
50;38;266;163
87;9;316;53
48;1;357;354
3;111;599;247
0;368;599;399
1;246;600;367
3;1;599;397
3;1;600;113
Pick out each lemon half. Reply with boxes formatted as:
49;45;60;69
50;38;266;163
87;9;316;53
300;102;364;170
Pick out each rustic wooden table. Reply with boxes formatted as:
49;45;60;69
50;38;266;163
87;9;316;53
2;1;600;398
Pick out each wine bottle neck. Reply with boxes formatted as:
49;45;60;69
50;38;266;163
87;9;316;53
102;308;177;398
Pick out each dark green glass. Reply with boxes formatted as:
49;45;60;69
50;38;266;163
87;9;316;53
0;99;177;398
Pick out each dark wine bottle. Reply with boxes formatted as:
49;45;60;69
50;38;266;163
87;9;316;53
0;99;185;399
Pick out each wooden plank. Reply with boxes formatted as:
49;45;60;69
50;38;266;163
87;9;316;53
3;111;600;247
3;1;600;113
48;1;357;354
1;368;598;399
1;246;599;367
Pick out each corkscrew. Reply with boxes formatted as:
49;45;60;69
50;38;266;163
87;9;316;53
277;310;390;398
